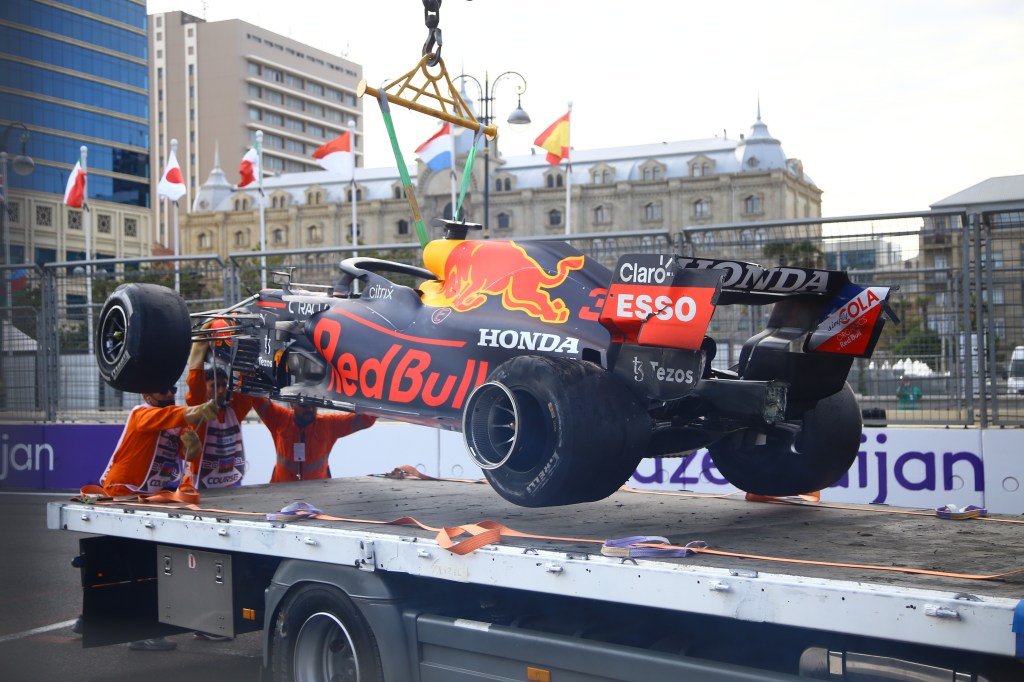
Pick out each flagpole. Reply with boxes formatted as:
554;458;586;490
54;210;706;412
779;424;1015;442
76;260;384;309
448;124;457;217
348;120;358;262
256;130;266;289
81;145;93;358
170;138;181;293
564;102;572;237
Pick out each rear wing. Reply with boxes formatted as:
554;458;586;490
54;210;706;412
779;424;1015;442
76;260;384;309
599;254;898;358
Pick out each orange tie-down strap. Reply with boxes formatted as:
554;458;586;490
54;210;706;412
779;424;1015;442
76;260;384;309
73;470;1024;580
622;486;1024;525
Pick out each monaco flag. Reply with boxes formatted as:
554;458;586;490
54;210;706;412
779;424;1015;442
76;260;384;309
157;148;187;201
311;132;354;176
63;157;86;208
237;143;260;188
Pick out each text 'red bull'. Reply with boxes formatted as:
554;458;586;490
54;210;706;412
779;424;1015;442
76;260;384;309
313;317;488;409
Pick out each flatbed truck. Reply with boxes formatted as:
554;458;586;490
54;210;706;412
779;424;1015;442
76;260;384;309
47;474;1024;681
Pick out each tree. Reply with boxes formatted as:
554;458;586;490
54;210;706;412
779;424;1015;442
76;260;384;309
761;240;824;268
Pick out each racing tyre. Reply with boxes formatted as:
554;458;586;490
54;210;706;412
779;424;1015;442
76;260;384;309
95;283;190;393
464;356;650;507
708;382;862;496
271;584;383;682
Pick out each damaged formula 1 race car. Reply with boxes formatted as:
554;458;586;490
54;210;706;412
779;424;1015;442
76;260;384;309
95;222;896;508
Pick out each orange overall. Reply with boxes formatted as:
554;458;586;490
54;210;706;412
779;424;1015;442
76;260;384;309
98;404;192;496
255;400;376;482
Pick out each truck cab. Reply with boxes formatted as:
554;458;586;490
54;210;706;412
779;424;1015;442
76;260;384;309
1008;346;1024;394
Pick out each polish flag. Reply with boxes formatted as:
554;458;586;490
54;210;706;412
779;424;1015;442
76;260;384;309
311;132;354;176
157;147;187;201
63;158;87;208
237;143;260;188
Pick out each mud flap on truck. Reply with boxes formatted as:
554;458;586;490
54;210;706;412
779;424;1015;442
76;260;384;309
77;536;186;647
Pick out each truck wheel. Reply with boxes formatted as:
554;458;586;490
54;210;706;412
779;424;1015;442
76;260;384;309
271;584;383;682
464;356;650;507
708;382;861;496
96;283;191;393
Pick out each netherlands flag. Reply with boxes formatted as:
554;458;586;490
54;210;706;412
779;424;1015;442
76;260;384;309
415;123;453;172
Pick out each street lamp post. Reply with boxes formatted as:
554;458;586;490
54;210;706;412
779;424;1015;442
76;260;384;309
453;71;530;237
0;122;35;342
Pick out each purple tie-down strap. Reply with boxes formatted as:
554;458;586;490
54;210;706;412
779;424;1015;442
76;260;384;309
266;500;323;522
601;536;707;558
935;504;987;520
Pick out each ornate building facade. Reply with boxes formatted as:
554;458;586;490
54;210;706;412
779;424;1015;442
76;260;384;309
184;111;821;258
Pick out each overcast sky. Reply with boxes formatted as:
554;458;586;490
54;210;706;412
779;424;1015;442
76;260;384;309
147;0;1024;217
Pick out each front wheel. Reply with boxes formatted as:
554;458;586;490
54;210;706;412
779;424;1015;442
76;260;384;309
708;382;862;496
271;584;383;682
96;283;191;393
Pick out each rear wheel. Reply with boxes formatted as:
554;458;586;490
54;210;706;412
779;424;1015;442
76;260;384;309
271;584;383;682
708;382;862;496
463;356;650;507
95;283;190;393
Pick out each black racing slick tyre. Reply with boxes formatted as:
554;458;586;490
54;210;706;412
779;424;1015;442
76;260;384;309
463;356;651;508
95;283;190;393
708;382;862;496
271;584;383;682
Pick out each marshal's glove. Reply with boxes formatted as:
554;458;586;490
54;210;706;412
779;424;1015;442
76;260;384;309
180;429;201;461
188;320;213;370
183;399;218;425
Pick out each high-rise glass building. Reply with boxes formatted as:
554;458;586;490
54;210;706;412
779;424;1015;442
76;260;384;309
1;0;152;265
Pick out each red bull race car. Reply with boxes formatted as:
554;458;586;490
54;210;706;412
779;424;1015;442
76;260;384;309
95;222;896;507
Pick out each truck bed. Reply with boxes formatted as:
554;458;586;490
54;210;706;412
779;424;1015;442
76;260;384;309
48;474;1024;659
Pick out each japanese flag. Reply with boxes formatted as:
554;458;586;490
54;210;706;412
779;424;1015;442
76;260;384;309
157;147;186;201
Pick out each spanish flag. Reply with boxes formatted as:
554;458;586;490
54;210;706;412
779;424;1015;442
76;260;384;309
533;111;570;165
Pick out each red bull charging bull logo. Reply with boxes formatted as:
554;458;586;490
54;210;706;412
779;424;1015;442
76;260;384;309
424;241;584;323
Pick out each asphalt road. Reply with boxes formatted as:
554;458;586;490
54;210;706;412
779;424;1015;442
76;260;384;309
0;491;264;681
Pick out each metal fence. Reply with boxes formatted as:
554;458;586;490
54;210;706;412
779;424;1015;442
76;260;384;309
3;209;1022;427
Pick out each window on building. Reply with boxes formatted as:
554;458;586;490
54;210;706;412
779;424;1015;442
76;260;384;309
397;219;409;236
547;210;562;227
744;195;763;214
308;225;322;242
497;213;511;230
694;199;710;218
594;205;610;224
234;230;248;247
273;228;285;244
198;232;210;250
644;202;662;221
642;165;662;181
